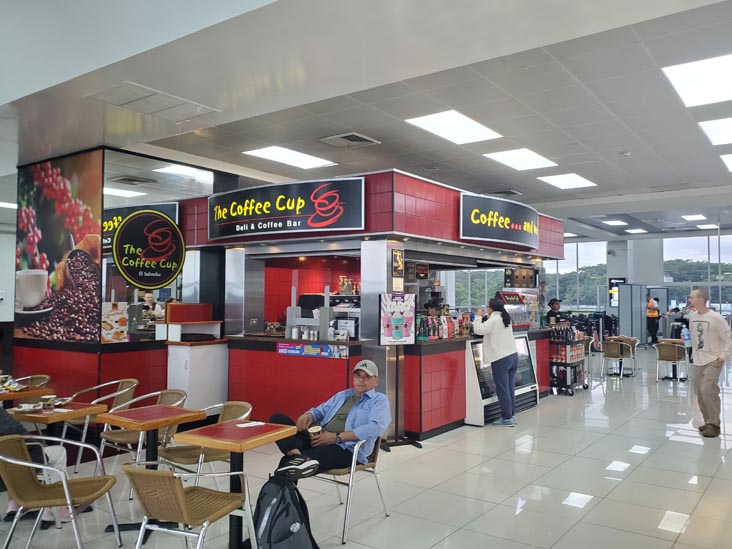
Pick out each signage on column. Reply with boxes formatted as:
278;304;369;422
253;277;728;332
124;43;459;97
208;177;364;240
460;193;539;249
379;294;416;345
112;210;185;290
103;203;178;250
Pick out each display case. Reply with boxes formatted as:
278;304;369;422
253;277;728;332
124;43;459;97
496;291;531;330
465;334;538;426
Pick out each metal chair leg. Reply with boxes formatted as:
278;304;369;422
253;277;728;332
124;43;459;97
73;417;91;473
195;522;209;549
25;507;44;549
373;469;389;517
334;476;343;504
3;505;23;549
129;432;145;500
68;503;84;549
341;471;357;544
105;491;122;547
135;516;149;549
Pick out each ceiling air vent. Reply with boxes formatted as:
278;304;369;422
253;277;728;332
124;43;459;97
106;176;157;186
489;189;523;197
319;132;381;149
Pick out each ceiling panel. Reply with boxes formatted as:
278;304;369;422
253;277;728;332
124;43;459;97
370;93;449;119
426;78;509;108
545;27;639;60
469;48;555;77
320;105;398;129
488;62;577;96
347;81;418;104
520;84;600;113
404;66;482;91
559;42;657;83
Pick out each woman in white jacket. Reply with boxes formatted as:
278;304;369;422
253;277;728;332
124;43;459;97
473;298;519;427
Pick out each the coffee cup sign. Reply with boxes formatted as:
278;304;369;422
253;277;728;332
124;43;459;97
112;210;185;290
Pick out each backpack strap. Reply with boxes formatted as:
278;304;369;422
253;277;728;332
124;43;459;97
289;483;320;549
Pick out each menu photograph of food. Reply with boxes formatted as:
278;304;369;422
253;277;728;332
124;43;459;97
14;151;103;343
101;302;129;344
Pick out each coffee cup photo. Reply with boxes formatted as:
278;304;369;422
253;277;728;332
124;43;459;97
308;425;322;437
15;269;48;309
41;394;56;411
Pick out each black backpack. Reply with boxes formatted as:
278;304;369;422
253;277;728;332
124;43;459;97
247;473;320;549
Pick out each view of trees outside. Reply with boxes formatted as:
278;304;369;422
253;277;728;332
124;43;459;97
453;236;732;313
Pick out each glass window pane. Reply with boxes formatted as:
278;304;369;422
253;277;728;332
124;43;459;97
454;271;469;309
558;243;577;309
469;270;486;307
663;236;709;282
578;242;606;309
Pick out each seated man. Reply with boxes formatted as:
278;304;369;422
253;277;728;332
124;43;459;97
270;359;391;478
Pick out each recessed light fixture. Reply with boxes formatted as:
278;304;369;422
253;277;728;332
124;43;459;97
602;220;628;226
537;173;597;190
0;201;17;209
662;53;732;107
405;110;501;144
484;148;557;170
243;146;336;169
103;188;147;198
681;214;706;221
698;118;732;146
698;224;719;230
563;232;578;237
625;228;647;234
154;164;214;183
721;154;732;172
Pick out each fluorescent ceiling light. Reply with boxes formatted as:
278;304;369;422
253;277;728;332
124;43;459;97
602;220;628;226
405;110;501;144
698;223;718;230
722;154;732;172
154;164;214;183
243;146;336;169
0;201;17;209
662;53;732;107
103;187;147;198
563;232;578;238
625;228;647;234
681;214;706;221
698;118;732;146
537;173;597;190
484;148;557;170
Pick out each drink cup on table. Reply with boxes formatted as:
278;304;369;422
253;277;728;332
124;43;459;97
41;394;56;412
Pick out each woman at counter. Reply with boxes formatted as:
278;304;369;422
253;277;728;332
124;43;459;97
473;298;519;427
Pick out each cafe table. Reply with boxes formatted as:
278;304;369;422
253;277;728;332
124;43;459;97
10;401;107;437
0;386;52;409
96;405;206;538
175;420;296;549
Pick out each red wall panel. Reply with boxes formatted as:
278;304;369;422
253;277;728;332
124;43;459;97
100;349;168;397
13;347;99;398
535;338;551;395
537;215;564;260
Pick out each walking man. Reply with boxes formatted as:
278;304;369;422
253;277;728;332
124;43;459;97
689;288;732;438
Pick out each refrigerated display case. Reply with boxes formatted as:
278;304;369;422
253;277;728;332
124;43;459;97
465;334;538;426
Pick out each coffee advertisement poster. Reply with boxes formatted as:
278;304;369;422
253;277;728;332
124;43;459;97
15;150;103;343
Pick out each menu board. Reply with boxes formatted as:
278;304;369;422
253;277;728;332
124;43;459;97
470;335;537;402
379;293;416;345
101;302;128;344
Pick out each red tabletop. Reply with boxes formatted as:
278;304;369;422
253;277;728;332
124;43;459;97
96;405;206;431
174;420;296;453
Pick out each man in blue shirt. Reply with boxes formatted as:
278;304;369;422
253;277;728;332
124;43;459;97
270;359;391;478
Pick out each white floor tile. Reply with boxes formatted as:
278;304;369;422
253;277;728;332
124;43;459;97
433;471;529;503
429;528;540;548
607;479;702;514
346;511;458;549
553;522;674;549
583;499;688;541
392;490;495;527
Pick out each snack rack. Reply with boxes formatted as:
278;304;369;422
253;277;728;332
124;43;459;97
549;339;588;396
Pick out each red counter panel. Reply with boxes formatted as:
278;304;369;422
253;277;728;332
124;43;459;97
403;343;466;438
229;348;356;422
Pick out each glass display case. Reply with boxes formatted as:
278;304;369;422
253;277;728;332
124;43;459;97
465;334;538;425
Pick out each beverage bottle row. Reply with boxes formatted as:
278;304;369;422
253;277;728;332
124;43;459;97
551;326;576;342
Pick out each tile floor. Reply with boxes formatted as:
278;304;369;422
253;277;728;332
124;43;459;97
3;347;732;548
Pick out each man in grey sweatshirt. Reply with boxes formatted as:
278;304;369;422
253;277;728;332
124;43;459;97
689;288;732;438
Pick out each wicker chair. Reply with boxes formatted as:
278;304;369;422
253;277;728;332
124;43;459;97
122;461;256;549
15;374;51;404
601;341;633;378
654;342;689;382
312;437;389;544
158;401;252;486
60;378;139;472
0;434;121;549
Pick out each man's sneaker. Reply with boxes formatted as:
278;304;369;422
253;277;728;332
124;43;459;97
492;418;515;427
276;455;320;478
701;424;721;438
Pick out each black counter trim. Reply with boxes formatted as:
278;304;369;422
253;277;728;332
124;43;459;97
403;339;466;357
13;338;166;354
528;329;553;341
406;420;464;441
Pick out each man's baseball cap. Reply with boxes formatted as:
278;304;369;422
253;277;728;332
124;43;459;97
548;298;562;306
353;359;378;377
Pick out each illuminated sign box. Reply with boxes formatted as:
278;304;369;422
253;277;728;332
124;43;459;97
208;178;364;240
459;193;539;249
